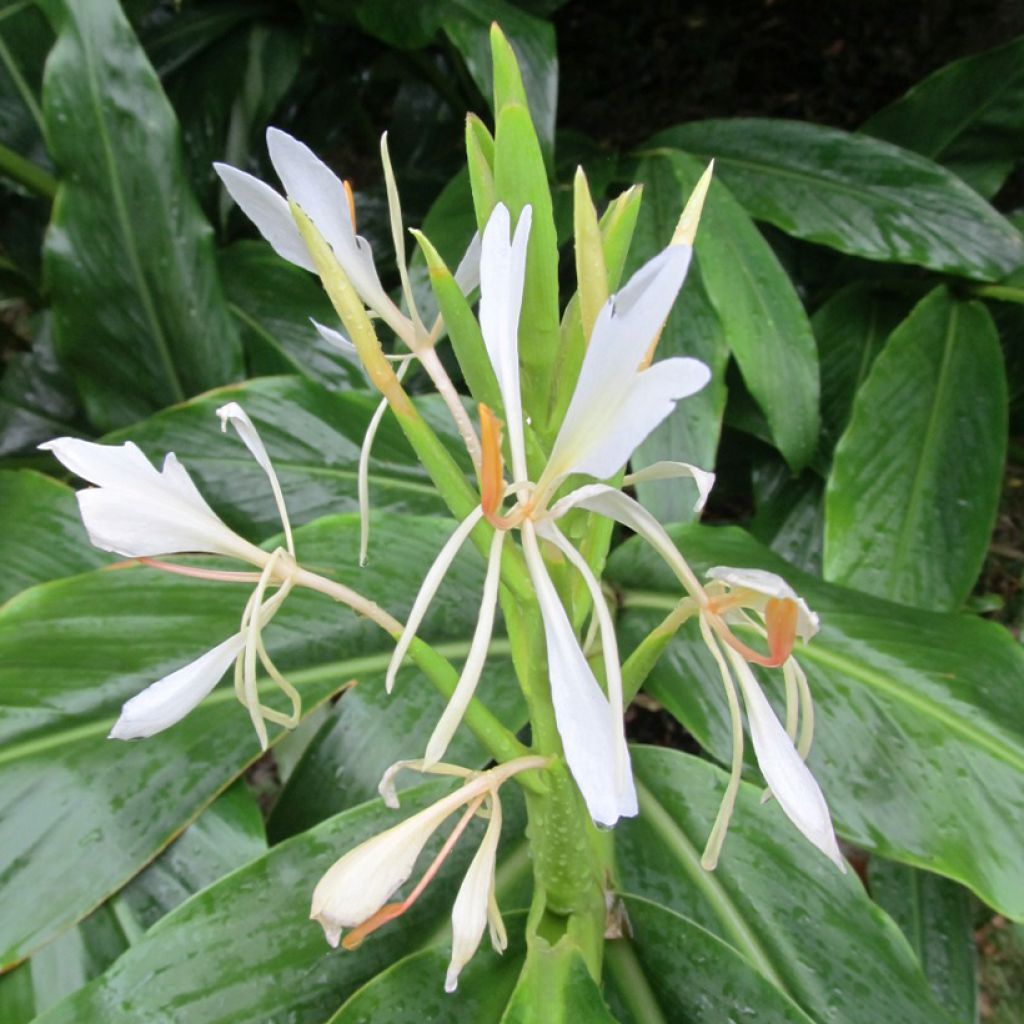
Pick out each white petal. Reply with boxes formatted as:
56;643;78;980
545;245;697;482
707;566;819;641
311;318;355;353
521;521;638;826
723;645;845;871
40;436;160;491
454;231;482;296
446;797;503;993
424;530;504;767
109;633;246;739
217;403;294;554
549;356;710;483
479;203;532;483
625;460;716;514
213;163;315;273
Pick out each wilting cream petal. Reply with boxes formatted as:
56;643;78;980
479;202;532;483
706;566;819;641
521;520;638;826
445;797;503;993
723;645;845;871
109;633;246;740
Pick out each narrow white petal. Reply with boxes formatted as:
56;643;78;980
424;530;504;767
550;356;710;483
454;231;482;296
521;521;637;826
723;645;845;871
538;521;633;804
479;203;532;482
386;507;484;693
213;163;315;272
445;798;503;993
311;318;355;353
706;566;819;641
109;633;246;739
625;460;716;514
217;403;294;555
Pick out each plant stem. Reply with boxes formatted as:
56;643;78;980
0;142;56;199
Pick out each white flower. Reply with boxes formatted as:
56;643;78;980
311;757;544;969
388;199;714;827
41;404;302;746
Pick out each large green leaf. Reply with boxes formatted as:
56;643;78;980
39;0;242;430
501;941;618;1023
631;149;819;469
0;470;107;601
608;525;1024;920
655;119;1024;281
100;376;462;543
615;747;953;1024
824;287;1006;610
862;36;1024;198
218;242;364;388
626;155;728;523
869;859;978;1023
0;512;503;968
33;780;515;1024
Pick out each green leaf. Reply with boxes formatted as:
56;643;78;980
813;283;908;453
614;747;953;1024
0;0;52;172
626;155;729;521
824;287;1006;610
444;4;557;166
0;470;108;601
605;898;814;1024
654;119;1024;281
608;524;1024;920
32;780;502;1024
862;36;1024;198
0;512;505;968
749;461;824;575
633;149;819;469
218;242;364;389
100;376;462;543
39;0;242;430
501;940;618;1023
869;859;978;1023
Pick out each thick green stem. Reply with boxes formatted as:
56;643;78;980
621;598;698;702
0;142;56;199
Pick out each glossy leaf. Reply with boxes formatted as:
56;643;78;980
813;283;907;453
101;376;462;543
218;242;364;388
862;36;1024;198
749;461;824;576
633;149;819;469
0;470;108;602
824;287;1006;610
501;941;618;1023
0;0;52;172
609;525;1024;920
32;781;509;1024
655;119;1024;280
39;0;242;430
626;155;728;521
869;859;978;1023
614;747;952;1024
0;512;502;967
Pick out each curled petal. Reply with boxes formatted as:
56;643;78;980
723;645;845;871
521;521;637;827
706;566;819;641
624;460;716;515
109;633;246;739
445;796;504;993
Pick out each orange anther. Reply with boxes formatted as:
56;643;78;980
343;180;357;231
479;403;504;518
765;598;798;667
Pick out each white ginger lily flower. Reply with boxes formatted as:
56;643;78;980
697;566;844;872
387;200;714;827
310;756;544;991
216;128;482;565
41;403;303;747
